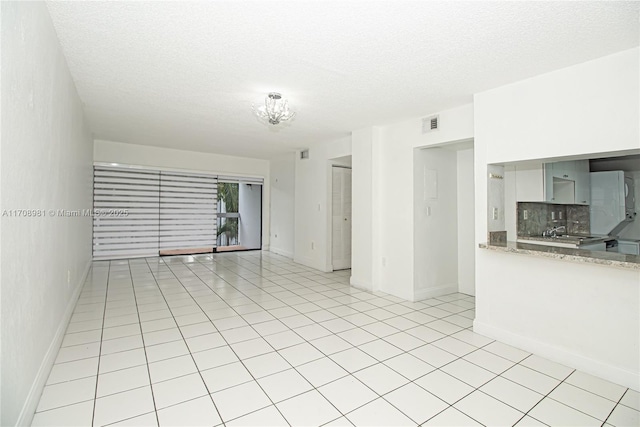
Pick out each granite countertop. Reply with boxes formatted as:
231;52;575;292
479;241;640;271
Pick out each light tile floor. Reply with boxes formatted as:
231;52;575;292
31;251;639;426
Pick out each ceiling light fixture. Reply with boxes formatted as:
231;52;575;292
253;92;296;125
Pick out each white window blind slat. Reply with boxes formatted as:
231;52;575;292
217;176;264;184
94;177;160;186
93;236;162;245
94;184;161;192
94;224;212;233
94;216;161;222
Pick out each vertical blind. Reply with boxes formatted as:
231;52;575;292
93;165;263;259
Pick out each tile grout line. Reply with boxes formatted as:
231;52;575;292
149;257;287;426
172;256;464;426
90;265;109;427
201;255;564;425
178;256;370;422
181;254;527;424
518;367;577;425
602;388;629;425
42;252;635;427
165;258;304;426
177;255;492;425
171;254;631;425
125;258;161;427
42;269;473;423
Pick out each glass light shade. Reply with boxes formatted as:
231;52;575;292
253;92;296;125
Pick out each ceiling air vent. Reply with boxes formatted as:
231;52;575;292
422;115;440;133
300;149;309;160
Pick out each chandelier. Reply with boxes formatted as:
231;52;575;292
253;92;296;125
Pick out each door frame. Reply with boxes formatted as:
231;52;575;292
216;182;263;252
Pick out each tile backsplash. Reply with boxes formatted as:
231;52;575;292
517;202;590;237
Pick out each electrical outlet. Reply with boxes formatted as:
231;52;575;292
492;207;499;220
67;270;71;287
382;257;386;267
311;241;315;250
523;210;528;220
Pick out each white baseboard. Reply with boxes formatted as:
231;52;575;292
269;247;293;259
474;320;640;392
16;261;92;427
349;276;372;292
413;284;458;302
293;255;324;271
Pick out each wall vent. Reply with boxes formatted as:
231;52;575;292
300;149;309;160
422;115;440;133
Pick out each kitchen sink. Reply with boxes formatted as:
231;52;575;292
516;234;608;249
517;238;580;248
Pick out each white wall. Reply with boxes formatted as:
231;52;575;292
351;127;380;292
238;183;262;249
94;139;271;250
479;48;639;164
476;250;639;389
474;47;640;389
269;153;295;258
294;137;351;271
456;148;475;295
413;148;458;299
1;3;94;425
371;104;474;301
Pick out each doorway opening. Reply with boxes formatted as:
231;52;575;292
413;140;475;299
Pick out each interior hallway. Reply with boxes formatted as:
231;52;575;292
32;252;638;426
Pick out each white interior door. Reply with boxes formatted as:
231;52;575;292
332;166;352;270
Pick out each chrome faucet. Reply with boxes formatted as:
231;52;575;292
542;225;566;238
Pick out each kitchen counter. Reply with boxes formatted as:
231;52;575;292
479;241;640;270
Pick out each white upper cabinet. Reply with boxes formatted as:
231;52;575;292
574;161;591;205
544;160;590;205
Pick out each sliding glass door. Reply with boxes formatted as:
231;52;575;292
216;177;262;252
93;165;263;259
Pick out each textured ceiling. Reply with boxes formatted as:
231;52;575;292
46;1;639;159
